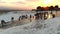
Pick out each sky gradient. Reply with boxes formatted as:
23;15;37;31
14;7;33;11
0;0;60;10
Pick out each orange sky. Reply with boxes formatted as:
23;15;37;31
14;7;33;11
0;0;60;10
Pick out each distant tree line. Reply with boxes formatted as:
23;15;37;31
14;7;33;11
36;5;59;11
36;5;59;14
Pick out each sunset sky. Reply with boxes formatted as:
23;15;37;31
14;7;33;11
0;0;60;10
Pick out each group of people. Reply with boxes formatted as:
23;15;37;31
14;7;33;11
0;14;33;27
11;15;28;22
0;13;55;27
11;14;34;22
34;12;55;20
34;12;48;20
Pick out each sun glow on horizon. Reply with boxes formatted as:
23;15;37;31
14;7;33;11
0;0;60;10
44;0;52;4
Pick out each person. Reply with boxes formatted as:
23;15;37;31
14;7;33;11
25;15;28;19
30;15;32;18
44;13;47;20
35;13;39;20
11;17;14;22
52;14;55;18
30;15;32;22
21;15;24;19
1;20;6;27
40;13;42;19
19;16;21;21
33;16;34;19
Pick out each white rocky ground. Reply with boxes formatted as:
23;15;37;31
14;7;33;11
0;17;60;34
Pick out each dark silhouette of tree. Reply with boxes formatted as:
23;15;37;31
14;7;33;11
54;5;59;15
41;7;44;11
36;6;41;11
49;6;54;14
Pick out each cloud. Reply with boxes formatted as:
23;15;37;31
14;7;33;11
12;1;26;4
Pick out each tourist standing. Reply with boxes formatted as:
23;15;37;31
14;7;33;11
25;15;28;19
1;20;6;27
30;15;32;22
52;14;55;18
19;16;21;21
11;17;14;22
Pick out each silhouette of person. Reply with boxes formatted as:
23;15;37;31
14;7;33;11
19;16;21;21
39;13;44;19
1;20;6;27
33;16;34;19
35;13;38;20
25;15;28;19
44;12;48;20
44;13;46;20
30;15;32;18
11;17;14;22
52;14;55;18
30;15;32;22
